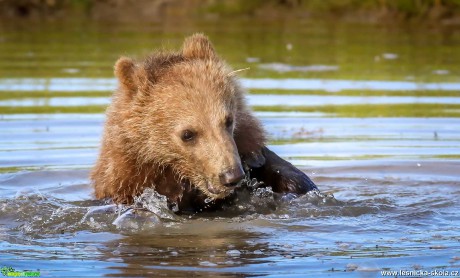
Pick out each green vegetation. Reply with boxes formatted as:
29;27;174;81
0;105;106;114
249;89;460;97
3;0;460;21
268;155;394;161
1;18;460;83
204;0;460;20
253;103;460;117
0;166;36;173
1;89;458;101
432;154;460;159
1;103;459;118
0;91;111;100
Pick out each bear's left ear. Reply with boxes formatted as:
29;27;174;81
182;33;217;60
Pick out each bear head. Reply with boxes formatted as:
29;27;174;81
112;34;247;200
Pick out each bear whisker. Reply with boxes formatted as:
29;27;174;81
227;67;250;76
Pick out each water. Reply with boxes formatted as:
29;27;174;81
1;19;460;277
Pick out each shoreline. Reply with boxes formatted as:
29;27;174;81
1;0;460;26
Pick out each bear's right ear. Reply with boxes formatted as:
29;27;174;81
114;57;137;92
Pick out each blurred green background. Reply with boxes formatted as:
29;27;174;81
2;0;460;23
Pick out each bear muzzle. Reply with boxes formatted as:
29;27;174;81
219;165;245;188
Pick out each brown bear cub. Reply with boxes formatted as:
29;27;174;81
91;34;317;212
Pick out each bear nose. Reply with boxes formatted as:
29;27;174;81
219;166;245;187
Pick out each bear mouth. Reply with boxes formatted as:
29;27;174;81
205;182;234;199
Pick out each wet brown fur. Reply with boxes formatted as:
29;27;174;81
91;34;266;207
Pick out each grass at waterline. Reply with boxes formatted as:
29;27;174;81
280;155;394;161
1;89;459;101
1;103;460;117
0;166;40;174
253;104;460;117
0;165;93;174
0;91;112;100
0;105;107;114
269;137;444;145
249;89;460;97
431;154;460;159
282;155;460;161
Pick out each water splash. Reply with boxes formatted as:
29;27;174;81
302;189;338;206
0;181;389;238
80;204;118;223
112;209;162;232
109;188;179;232
247;178;265;190
132;188;177;220
1;192;101;237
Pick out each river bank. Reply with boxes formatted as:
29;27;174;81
2;0;460;25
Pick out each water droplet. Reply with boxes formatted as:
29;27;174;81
226;249;241;257
199;261;217;267
246;57;260;63
170;202;179;212
382;53;398;60
248;178;262;189
280;193;297;203
84;245;98;252
433;69;449;75
204;197;213;204
346;263;359;271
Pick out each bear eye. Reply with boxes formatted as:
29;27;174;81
181;129;196;142
225;116;233;128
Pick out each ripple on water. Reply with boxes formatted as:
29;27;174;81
1;181;401;242
0;166;459;276
2;77;460;91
